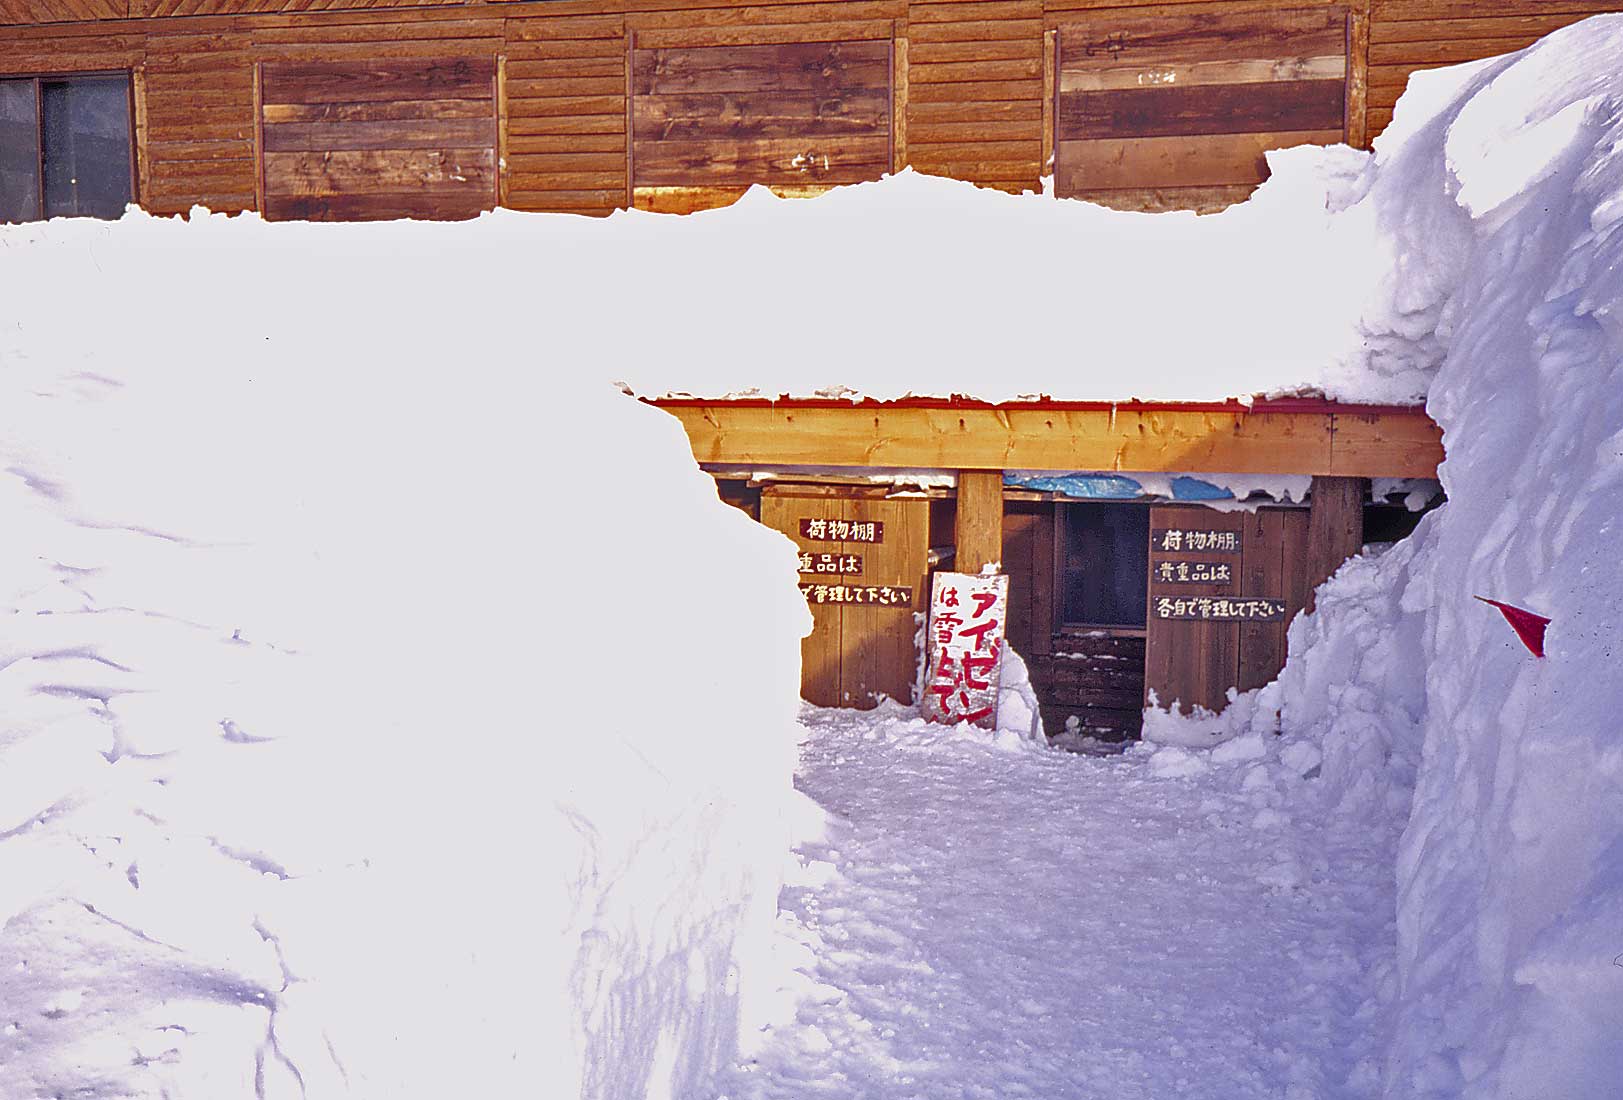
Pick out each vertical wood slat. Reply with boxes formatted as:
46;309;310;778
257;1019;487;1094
1145;505;1245;714
1001;505;1038;658
842;495;928;707
1042;26;1055;178
1306;475;1366;612
1237;509;1287;692
890;21;906;172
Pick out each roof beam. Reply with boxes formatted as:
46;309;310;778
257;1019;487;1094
652;401;1443;479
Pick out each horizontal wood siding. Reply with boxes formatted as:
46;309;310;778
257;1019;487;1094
2;0;1621;213
503;10;625;215
143;29;255;213
908;0;1043;192
260;56;497;219
1054;5;1347;210
1366;0;1616;139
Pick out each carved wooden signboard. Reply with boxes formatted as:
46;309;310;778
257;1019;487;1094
799;584;912;606
1153;528;1241;553
800;518;883;543
1152;595;1286;621
922;571;1009;729
799;552;862;576
1153;560;1233;584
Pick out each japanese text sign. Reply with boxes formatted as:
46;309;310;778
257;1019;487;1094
921;571;1009;730
798;552;863;576
1153;596;1285;621
800;518;884;544
799;584;912;606
1153;528;1240;553
1152;560;1233;585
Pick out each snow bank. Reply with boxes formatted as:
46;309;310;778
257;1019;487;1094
1144;16;1623;1096
0;221;808;1097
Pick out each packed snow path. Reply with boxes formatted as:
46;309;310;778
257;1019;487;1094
725;706;1399;1100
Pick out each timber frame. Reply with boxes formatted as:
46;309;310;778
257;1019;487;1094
653;397;1444;479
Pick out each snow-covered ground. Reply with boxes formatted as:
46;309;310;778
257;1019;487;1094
726;703;1399;1100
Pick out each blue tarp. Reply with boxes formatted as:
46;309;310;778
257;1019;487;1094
1002;472;1236;502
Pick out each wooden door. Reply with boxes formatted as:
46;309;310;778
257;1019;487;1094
1144;505;1311;713
760;487;928;708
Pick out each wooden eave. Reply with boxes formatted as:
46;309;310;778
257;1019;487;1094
650;396;1444;479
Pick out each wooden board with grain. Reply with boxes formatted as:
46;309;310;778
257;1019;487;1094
259;56;496;221
1144;506;1245;714
630;37;890;194
1055;6;1348;205
760;487;926;709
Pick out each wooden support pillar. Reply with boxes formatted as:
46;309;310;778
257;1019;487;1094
1305;475;1367;611
955;470;1005;574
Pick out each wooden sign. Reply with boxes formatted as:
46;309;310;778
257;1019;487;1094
1152;560;1233;585
1153;596;1285;622
798;552;862;576
800;518;884;544
799;584;911;606
922;571;1009;729
1153;528;1241;553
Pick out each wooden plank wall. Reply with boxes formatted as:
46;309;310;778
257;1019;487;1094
259;57;497;219
1366;0;1618;138
908;0;1044;192
2;0;1620;216
1144;504;1311;713
1052;5;1348;211
761;486;928;708
630;38;894;211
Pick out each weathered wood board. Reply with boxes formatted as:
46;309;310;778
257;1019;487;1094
259;57;496;221
631;37;891;198
1055;6;1348;207
762;487;926;709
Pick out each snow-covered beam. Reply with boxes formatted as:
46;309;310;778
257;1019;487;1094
652;400;1443;478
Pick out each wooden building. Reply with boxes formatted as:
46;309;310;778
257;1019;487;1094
3;0;1620;219
0;0;1584;731
666;398;1442;738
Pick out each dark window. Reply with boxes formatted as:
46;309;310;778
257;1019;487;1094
0;74;132;223
1061;502;1149;628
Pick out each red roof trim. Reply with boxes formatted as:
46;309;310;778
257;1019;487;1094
643;394;1431;416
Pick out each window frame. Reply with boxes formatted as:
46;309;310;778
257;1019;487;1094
0;69;137;223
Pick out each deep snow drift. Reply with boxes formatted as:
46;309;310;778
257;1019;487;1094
0;280;808;1096
1145;18;1623;1096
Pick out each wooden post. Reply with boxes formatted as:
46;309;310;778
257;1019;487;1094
1305;475;1366;611
955;471;1005;575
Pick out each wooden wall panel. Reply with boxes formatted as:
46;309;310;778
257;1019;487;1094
907;0;1043;191
143;29;255;213
1366;1;1615;141
503;10;625;215
1143;506;1238;713
761;489;844;706
260;56;496;219
841;494;928;707
630;36;892;208
1054;5;1347;210
760;487;925;708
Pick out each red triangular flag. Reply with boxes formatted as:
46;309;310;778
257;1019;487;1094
1474;596;1551;658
